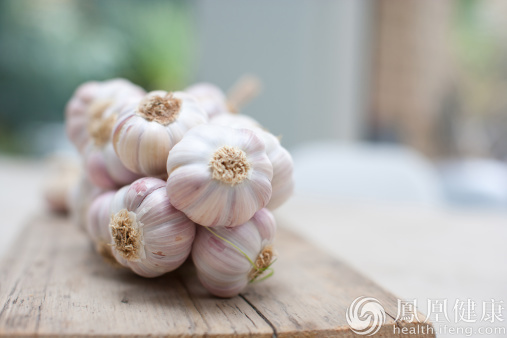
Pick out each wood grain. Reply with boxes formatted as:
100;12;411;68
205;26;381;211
0;213;434;337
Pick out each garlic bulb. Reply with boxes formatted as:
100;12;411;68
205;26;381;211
65;79;145;153
108;177;196;277
210;114;294;209
69;175;105;230
87;191;118;264
260;132;294;209
43;157;80;213
192;208;277;298
185;83;229;119
210;113;261;130
113;91;208;176
166;124;273;227
83;98;142;189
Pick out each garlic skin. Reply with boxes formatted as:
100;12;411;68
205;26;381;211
185;83;229;119
65;79;145;153
113;91;208;176
87;191;117;263
192;208;277;298
108;177;196;277
166;124;273;227
210;114;294;209
261;132;294;210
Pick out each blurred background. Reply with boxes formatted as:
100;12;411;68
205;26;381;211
1;0;506;336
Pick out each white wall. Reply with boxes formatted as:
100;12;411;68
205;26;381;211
192;0;374;148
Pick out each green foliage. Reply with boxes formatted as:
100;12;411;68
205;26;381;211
0;0;194;141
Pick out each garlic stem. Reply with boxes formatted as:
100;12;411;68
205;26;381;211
226;74;262;113
209;146;251;185
137;92;181;125
110;209;145;262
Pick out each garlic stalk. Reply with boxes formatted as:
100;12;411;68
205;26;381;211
192;208;277;298
166;124;273;227
185;83;229;119
113;91;208;176
65;79;145;153
210;113;294;209
108;177;196;277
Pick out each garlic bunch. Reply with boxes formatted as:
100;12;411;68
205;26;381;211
65;79;145;152
166;124;273;227
185;83;229;119
107;177;196;277
86;191;117;264
113;91;208;176
210;113;294;209
83;98;142;189
192;208;277;298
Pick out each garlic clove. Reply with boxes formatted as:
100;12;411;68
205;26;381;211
185;82;229;119
113;91;208;176
166;124;273;227
108;177;196;277
192;208;277;298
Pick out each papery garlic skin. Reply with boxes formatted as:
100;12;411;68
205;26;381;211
192;208;277;298
113;91;208;176
210;114;294;209
108;177;196;277
186;83;229;119
87;191;117;262
65;79;145;153
261;132;294;209
166;124;273;227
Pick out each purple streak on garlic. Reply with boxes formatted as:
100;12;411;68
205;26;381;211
108;177;196;277
185;83;229;119
210;113;294;210
112;91;208;176
65;79;145;153
166;124;273;227
192;208;277;298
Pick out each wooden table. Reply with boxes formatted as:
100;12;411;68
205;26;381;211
0;213;433;337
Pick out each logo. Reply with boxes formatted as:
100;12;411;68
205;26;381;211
346;296;386;336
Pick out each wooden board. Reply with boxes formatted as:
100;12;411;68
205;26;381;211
0;213;434;337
